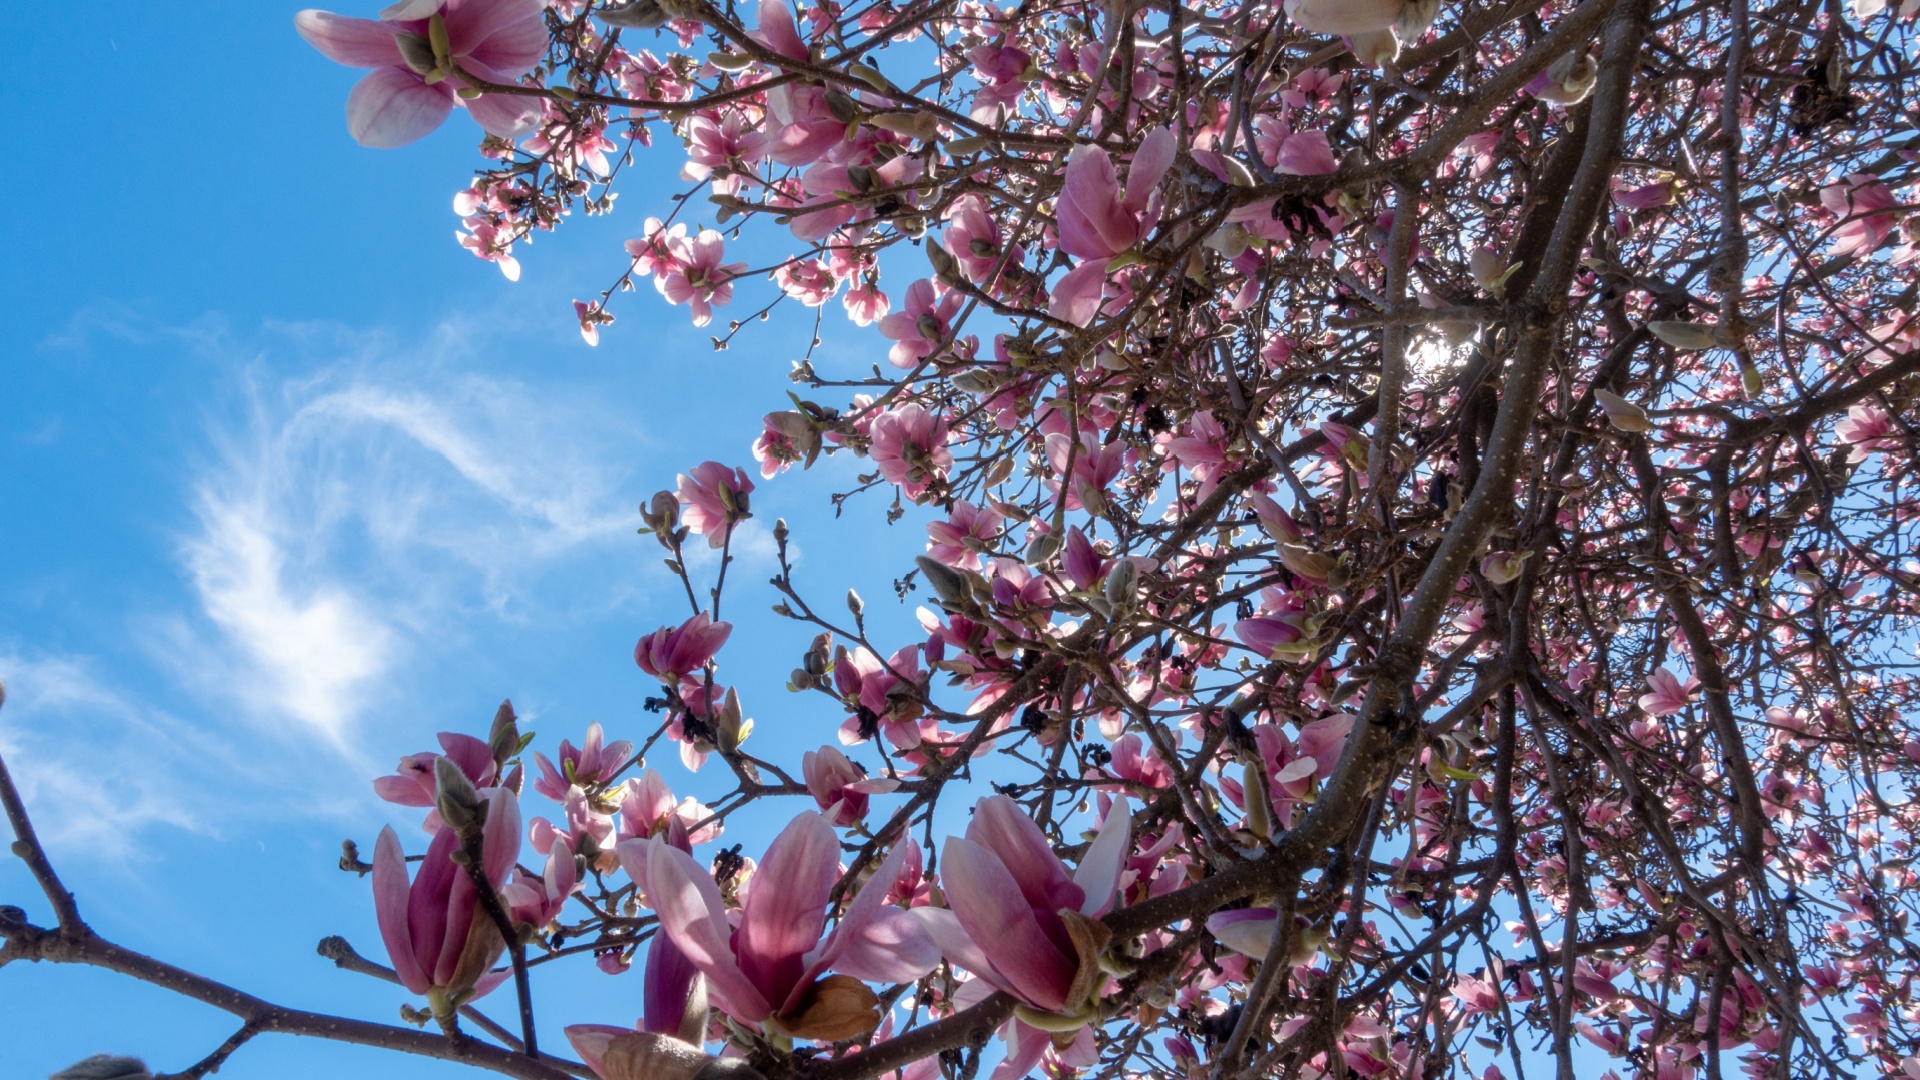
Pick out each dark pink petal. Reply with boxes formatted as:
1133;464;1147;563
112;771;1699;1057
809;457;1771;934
941;837;1075;1011
646;839;774;1021
752;0;810;60
438;732;495;784
448;0;547;75
643;921;707;1039
968;796;1084;914
1048;258;1110;327
737;812;838;1010
345;67;455;148
1056;146;1132;260
295;10;403;68
1123;127;1176;210
372;826;430;993
407;825;460;986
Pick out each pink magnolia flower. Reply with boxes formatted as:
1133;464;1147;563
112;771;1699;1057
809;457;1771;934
1045;431;1127;514
802;745;900;826
878;279;964;369
675;462;754;547
944;195;1025;286
1252;117;1339;176
920;796;1131;1018
295;0;545;148
1614;175;1680;211
926;500;1003;570
1048;257;1114;327
621;812;940;1034
1056;127;1175;261
680;109;767;195
532;722;633;801
625;217;689;278
1104;733;1173;789
502;834;578;932
530;785;615;862
773;258;839;308
843;278;890;326
1821;173;1899;258
1637;666;1700;716
370;786;521;999
656;229;746;327
869;403;954;501
635;611;734;682
1835;400;1898;461
618;769;722;846
834;644;927;749
374;731;499;809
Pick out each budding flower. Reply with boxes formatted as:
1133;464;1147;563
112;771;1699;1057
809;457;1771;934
487;699;520;768
434;755;488;834
716;687;751;752
1025;530;1063;567
51;1057;153;1080
642;490;680;534
917;555;975;609
1479;550;1530;585
1102;557;1140;615
1592;389;1654;433
846;589;865;619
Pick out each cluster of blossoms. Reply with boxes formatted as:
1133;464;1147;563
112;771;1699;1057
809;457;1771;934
20;2;1920;1080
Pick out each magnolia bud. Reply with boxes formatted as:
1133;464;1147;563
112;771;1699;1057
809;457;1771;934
1592;389;1654;433
950;368;999;395
393;31;439;75
917;556;975;608
823;88;861;123
716;687;750;752
846;589;865;618
642;490;679;533
434;756;487;835
51;1057;153;1080
1102;558;1140;614
599;0;670;27
487;699;520;767
804;633;834;676
707;50;752;71
1025;530;1063;567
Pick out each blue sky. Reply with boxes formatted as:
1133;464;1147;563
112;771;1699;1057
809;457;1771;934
1;5;937;1075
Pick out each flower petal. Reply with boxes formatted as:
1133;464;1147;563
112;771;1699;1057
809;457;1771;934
372;826;430;993
1072;799;1131;917
737;813;838;1011
967;796;1084;914
346;67;456;148
295;10;404;68
646;838;774;1021
464;88;542;139
941;836;1075;1011
814;844;939;985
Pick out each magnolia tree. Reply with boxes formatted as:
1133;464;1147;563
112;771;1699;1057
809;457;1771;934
11;0;1920;1077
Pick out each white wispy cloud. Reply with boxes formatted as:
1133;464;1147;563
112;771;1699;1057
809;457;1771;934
167;352;651;749
0;651;216;855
